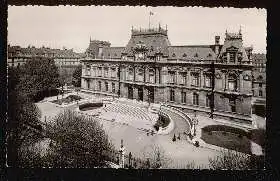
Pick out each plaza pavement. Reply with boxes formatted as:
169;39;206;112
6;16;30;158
36;91;265;168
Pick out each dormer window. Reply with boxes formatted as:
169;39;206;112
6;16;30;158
108;53;110;57
183;53;187;58
114;53;117;57
207;53;212;57
194;53;198;57
229;52;235;62
172;53;176;57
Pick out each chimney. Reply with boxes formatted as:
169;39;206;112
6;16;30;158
215;36;220;45
215;36;220;55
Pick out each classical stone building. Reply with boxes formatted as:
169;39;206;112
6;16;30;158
7;45;86;84
7;45;85;67
80;26;254;125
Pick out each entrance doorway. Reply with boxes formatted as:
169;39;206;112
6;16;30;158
138;88;143;101
128;85;133;99
147;87;154;103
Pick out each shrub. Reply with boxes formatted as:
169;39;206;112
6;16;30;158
45;110;115;168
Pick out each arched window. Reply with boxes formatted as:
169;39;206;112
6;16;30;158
137;68;144;82
228;73;237;91
127;68;134;81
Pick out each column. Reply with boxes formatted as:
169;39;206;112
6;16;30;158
187;70;191;87
200;71;204;87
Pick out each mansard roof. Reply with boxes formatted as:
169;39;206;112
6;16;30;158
167;45;217;60
124;28;171;56
252;53;266;61
218;32;249;62
102;47;125;59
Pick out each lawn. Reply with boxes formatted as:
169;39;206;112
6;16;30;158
201;125;251;154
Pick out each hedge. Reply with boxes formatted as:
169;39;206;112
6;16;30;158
79;102;103;110
201;125;250;138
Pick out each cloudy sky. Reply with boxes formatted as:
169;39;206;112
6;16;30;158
8;6;266;53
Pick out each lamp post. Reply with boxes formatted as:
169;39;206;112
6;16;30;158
119;139;125;168
210;57;215;119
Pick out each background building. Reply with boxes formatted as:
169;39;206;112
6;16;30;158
81;26;254;126
7;45;86;84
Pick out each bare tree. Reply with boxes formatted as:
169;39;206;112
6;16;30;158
208;149;253;170
142;144;171;169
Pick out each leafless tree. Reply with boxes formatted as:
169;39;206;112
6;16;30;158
142;144;171;169
208;149;253;170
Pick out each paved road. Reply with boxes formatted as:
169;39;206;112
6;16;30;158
161;107;191;136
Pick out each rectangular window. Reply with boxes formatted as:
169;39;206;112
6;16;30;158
205;74;211;88
98;67;102;77
181;92;186;103
170;89;175;102
229;99;236;112
179;73;187;85
111;68;116;77
112;82;115;93
259;90;263;97
191;73;199;87
228;81;236;91
206;95;210;107
87;80;90;89
229;52;235;63
259;83;262;88
105;82;108;91
86;65;91;76
98;81;102;91
193;93;199;105
104;67;109;77
169;72;175;84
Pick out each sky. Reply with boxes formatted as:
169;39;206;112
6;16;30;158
8;6;266;53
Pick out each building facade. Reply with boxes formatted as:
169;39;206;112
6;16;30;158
81;26;254;125
252;53;266;99
7;45;85;67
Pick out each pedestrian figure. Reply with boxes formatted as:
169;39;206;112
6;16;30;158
177;133;180;140
172;133;176;142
